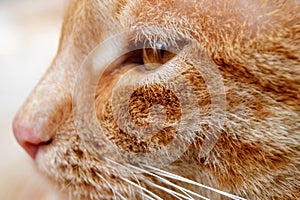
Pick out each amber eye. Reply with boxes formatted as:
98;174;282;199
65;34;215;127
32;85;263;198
142;43;176;71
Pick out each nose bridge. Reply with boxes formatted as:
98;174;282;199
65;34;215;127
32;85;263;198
14;66;73;141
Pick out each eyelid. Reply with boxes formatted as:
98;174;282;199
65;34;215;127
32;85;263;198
128;31;187;52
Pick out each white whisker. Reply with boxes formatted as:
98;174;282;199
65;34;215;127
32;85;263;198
104;158;145;199
95;168;128;200
94;171;117;200
121;178;163;200
138;191;156;200
145;180;192;200
144;165;246;200
115;192;129;200
127;164;197;200
145;179;209;200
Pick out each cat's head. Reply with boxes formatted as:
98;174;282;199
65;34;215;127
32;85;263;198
13;0;300;199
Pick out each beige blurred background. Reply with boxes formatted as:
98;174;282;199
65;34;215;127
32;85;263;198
0;0;66;198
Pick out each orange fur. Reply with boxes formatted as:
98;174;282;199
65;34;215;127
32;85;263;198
14;0;299;199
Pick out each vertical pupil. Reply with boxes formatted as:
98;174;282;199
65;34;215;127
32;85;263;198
160;44;166;59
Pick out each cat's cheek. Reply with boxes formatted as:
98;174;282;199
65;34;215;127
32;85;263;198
35;145;57;176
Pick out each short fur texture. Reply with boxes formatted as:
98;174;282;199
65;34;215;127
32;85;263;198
14;0;299;199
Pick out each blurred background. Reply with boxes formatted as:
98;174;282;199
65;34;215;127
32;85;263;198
0;0;66;198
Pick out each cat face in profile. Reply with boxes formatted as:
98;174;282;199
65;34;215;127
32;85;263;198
13;0;299;199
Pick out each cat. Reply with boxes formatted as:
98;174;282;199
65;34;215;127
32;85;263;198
13;0;299;199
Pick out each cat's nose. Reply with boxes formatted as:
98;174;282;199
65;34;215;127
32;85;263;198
12;119;51;159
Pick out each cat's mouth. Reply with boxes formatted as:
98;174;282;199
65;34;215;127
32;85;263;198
34;124;248;200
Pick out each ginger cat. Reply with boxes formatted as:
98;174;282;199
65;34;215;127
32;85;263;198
13;0;299;199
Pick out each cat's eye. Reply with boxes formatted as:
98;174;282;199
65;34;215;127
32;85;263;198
142;43;176;71
121;39;186;72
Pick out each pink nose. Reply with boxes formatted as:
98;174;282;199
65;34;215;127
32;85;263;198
12;118;50;159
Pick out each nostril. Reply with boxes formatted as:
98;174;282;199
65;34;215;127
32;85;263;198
44;139;53;145
12;119;52;159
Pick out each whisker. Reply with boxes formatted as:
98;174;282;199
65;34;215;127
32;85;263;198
145;180;192;200
121;177;163;200
137;191;156;200
94;171;117;200
104;158;145;199
127;164;198;200
143;165;246;200
145;178;209;200
115;192;129;200
95;164;130;200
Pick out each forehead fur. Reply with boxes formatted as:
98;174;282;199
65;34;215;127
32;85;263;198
91;0;300;35
63;0;300;58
